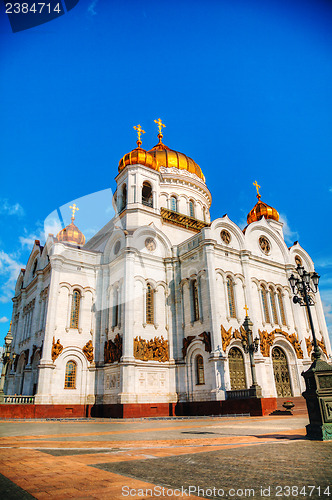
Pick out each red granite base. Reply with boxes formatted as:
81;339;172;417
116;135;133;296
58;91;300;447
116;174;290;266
0;398;277;419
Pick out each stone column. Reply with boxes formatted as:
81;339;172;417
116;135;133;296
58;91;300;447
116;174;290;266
35;259;61;403
122;249;135;361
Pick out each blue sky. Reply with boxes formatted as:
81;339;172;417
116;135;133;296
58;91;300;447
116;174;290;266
0;0;331;344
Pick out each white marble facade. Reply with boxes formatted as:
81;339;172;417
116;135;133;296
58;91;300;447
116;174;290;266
5;137;332;410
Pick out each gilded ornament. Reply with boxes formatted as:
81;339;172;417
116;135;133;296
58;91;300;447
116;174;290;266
134;335;169;362
51;337;63;362
104;334;122;364
305;336;327;357
274;329;303;359
220;230;231;245
221;325;232;352
133;124;145;147
258;329;275;357
83;340;94;363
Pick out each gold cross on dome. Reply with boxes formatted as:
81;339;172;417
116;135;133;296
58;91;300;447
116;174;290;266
69;203;79;221
244;304;249;316
253;180;261;197
154;118;166;135
133;124;145;143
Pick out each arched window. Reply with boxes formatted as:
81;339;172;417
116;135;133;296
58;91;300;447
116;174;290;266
192;279;200;322
120;184;127;211
146;283;154;324
170;196;177;212
32;260;38;277
189;200;195;218
113;289;119;327
196;355;205;385
269;287;278;324
261;286;270;323
70;290;81;329
227;277;236;318
277;290;286;326
142;181;153;207
64;361;77;389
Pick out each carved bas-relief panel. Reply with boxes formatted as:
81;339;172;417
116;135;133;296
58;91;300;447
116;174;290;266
134;336;169;362
104;334;122;363
273;329;303;359
182;332;211;358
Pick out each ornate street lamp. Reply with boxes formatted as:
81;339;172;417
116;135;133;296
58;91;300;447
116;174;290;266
241;306;262;398
289;263;332;441
0;322;13;402
288;265;321;360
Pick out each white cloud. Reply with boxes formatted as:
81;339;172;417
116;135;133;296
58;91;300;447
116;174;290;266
0;251;24;303
0;316;9;323
87;0;98;16
279;213;299;246
19;218;62;250
0;199;24;216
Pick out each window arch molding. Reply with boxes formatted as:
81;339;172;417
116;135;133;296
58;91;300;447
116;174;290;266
142;181;153;208
189;199;195;218
169;195;178;212
260;284;270;324
226;275;237;319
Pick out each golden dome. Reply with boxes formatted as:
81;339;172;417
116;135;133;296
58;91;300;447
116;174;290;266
118;146;158;173
247;187;279;225
118;121;205;182
56;204;85;246
148;139;205;182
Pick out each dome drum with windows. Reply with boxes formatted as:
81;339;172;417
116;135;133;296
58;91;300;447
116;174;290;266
118;120;205;182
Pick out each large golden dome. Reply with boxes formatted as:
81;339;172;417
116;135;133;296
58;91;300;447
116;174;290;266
148;138;205;182
247;181;279;224
118;121;205;182
56;204;85;246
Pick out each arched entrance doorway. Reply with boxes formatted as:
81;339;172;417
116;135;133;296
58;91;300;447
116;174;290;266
229;347;246;390
272;347;292;397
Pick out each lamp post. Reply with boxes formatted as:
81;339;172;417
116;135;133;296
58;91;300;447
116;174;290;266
241;307;262;398
289;265;321;360
0;322;13;402
289;264;332;441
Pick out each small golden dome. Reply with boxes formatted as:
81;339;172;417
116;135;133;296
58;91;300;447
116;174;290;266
56;204;85;246
118;146;158;173
247;194;279;225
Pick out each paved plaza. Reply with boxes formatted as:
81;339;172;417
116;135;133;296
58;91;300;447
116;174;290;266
0;415;331;499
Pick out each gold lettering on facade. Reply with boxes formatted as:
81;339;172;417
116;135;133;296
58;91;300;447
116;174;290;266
134;336;169;362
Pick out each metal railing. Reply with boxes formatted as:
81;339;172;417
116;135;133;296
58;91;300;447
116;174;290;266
226;388;257;400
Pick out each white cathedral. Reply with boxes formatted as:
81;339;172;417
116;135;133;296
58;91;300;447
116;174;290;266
2;120;331;418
